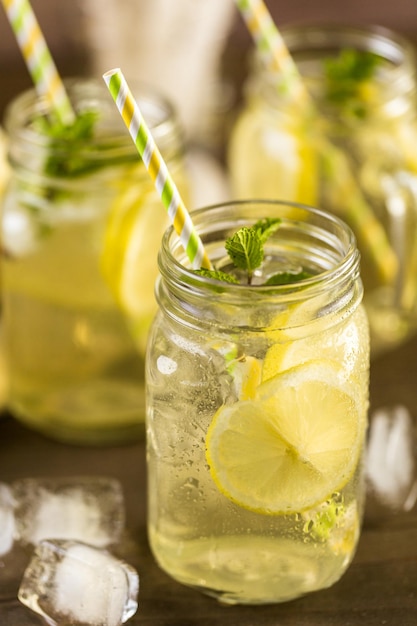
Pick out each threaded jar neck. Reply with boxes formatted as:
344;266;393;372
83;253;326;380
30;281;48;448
157;200;362;336
249;24;417;120
4;78;184;180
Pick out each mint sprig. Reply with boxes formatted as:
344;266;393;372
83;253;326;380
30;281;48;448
195;217;312;286
32;110;137;179
33;111;98;177
323;48;381;119
225;227;263;283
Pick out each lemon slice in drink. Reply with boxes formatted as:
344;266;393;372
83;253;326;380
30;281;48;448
206;361;364;515
262;304;368;383
101;184;168;353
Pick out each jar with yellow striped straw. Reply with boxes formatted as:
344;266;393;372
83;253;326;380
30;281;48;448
147;199;370;604
1;78;189;444
228;23;417;355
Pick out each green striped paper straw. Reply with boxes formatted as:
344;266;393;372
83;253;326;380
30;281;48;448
234;0;398;284
103;68;212;271
1;0;75;125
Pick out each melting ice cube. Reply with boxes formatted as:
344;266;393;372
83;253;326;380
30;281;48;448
0;482;16;557
12;476;125;548
366;405;417;510
18;539;139;626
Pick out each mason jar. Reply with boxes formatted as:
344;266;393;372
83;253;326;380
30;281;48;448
228;24;417;355
1;78;188;445
146;199;370;604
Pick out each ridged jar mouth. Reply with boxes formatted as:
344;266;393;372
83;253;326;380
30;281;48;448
253;23;416;112
4;78;182;168
159;199;360;307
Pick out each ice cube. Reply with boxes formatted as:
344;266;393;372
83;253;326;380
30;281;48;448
12;476;125;548
366;405;417;510
18;539;139;626
0;482;16;557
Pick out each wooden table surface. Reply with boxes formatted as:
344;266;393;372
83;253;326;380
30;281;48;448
0;333;417;626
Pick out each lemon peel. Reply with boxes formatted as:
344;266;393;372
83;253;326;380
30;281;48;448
229;355;262;401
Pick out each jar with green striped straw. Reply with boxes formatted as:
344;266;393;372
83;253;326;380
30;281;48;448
229;1;417;355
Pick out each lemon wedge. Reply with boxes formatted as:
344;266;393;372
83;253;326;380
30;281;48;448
206;361;364;515
229;355;262;401
262;305;368;383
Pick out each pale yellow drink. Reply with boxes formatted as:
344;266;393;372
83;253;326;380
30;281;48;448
146;200;370;604
1;79;187;444
229;25;417;354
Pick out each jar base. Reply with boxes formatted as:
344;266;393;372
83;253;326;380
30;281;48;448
150;532;353;605
8;380;145;446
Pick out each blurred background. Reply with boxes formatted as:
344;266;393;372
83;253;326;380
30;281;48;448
1;0;417;130
1;0;417;246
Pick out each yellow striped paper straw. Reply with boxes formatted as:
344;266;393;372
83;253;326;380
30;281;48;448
234;0;308;102
1;0;75;125
234;0;398;284
103;68;211;271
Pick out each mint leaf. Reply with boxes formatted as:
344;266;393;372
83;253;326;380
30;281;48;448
252;218;281;242
324;48;379;86
32;110;136;179
225;227;264;281
194;218;312;287
265;270;312;285
323;48;381;118
303;496;346;541
195;268;240;284
33;111;98;177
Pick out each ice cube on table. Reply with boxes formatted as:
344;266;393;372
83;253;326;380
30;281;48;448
12;476;125;548
18;539;139;626
366;405;417;510
0;482;16;556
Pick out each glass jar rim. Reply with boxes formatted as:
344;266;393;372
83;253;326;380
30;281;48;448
280;22;416;70
250;22;416;109
158;199;360;306
3;77;182;159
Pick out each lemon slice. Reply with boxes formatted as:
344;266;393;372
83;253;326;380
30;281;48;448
229;106;318;204
100;183;168;353
206;361;364;515
262;305;368;383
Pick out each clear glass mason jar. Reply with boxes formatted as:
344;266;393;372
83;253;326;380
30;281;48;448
146;199;370;605
1;78;188;445
228;24;417;355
